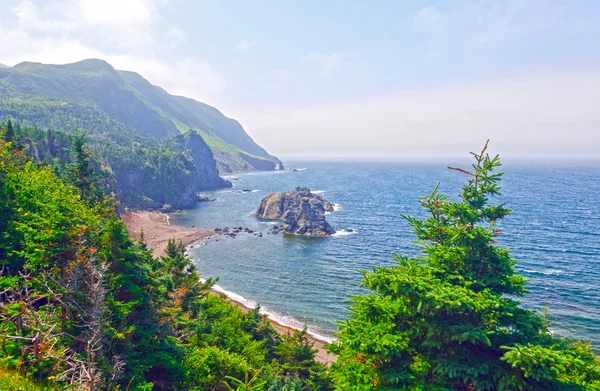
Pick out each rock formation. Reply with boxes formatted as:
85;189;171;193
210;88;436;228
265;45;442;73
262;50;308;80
255;187;336;236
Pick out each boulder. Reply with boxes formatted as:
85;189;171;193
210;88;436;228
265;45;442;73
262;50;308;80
255;187;335;236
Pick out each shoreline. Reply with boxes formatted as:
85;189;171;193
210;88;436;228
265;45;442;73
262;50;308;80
210;286;337;365
122;210;336;364
122;210;214;257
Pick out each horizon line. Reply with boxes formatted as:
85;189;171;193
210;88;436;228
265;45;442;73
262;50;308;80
279;156;600;161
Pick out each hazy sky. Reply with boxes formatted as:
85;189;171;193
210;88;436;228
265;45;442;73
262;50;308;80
1;0;599;157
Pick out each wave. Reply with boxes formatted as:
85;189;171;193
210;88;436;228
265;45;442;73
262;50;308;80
209;282;335;343
523;268;565;276
189;243;207;248
312;190;326;194
332;229;358;237
326;203;342;215
211;283;258;308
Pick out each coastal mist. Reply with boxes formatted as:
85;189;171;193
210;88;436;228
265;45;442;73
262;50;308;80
173;160;600;346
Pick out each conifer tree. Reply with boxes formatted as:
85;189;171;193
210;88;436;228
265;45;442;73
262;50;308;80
69;130;95;201
329;141;600;391
161;238;214;317
4;118;14;143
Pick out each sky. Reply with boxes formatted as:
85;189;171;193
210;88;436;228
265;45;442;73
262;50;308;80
1;0;599;158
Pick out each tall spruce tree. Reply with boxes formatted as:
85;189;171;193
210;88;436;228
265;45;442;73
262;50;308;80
72;130;93;197
66;129;102;204
4;118;14;143
161;238;214;317
329;141;600;391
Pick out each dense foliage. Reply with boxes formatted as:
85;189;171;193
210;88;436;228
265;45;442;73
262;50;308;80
2;120;230;210
1;124;597;391
0;129;328;390
329;142;600;390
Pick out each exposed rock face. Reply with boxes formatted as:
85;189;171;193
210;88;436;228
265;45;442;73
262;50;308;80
20;127;231;211
184;131;232;191
118;131;232;210
255;187;335;236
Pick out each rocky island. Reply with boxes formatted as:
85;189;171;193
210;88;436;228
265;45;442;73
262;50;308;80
255;187;336;236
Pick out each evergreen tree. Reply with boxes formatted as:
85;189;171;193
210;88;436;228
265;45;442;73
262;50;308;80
329;141;600;391
4;118;14;142
161;238;214;317
68;129;96;202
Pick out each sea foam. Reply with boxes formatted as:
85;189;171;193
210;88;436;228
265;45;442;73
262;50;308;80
524;269;565;276
332;229;358;237
209;282;335;343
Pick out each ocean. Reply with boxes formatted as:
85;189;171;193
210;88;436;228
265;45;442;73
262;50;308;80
172;159;600;347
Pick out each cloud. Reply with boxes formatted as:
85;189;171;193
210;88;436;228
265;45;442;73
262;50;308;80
233;40;257;53
118;58;226;98
13;0;77;33
166;27;188;47
413;6;447;33
0;0;227;105
77;0;155;25
239;69;600;158
413;0;583;45
302;51;345;78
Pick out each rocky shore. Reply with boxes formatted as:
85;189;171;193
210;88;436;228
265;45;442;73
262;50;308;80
255;187;336;236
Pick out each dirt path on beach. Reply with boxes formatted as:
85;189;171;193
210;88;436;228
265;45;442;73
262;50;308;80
122;210;336;365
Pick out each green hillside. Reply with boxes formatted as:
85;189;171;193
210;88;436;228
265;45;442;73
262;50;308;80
0;133;326;390
0;59;280;172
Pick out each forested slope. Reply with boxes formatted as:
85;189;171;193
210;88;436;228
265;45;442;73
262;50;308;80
0;59;280;172
4;119;230;210
0;127;328;390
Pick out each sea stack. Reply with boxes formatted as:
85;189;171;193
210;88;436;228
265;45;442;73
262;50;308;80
255;187;336;236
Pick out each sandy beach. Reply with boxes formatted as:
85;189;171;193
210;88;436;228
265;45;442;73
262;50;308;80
122;210;336;365
122;210;214;257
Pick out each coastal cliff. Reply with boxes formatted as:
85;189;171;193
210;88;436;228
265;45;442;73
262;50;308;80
184;131;233;191
110;130;232;210
12;123;232;211
255;187;336;236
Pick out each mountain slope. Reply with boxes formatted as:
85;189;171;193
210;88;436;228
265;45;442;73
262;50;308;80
0;59;280;172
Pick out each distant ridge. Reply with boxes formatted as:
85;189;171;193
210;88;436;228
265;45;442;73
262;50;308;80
0;58;280;172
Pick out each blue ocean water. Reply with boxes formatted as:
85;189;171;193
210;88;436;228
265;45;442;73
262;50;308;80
172;159;600;346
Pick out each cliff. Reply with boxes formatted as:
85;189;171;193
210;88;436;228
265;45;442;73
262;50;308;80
12;122;231;211
100;130;232;210
255;187;336;236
